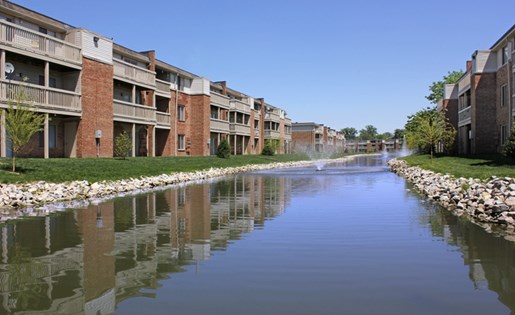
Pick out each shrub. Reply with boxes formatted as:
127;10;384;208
217;139;231;158
114;131;132;159
262;140;276;156
504;123;515;159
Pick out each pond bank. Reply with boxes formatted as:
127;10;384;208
0;156;357;222
388;158;515;240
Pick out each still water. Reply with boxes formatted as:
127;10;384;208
1;155;515;314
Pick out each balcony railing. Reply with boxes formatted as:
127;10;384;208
210;118;230;133
0;81;81;114
156;111;170;128
0;20;81;65
230;123;251;136
264;130;280;139
458;106;471;126
229;100;251;114
211;92;230;108
113;59;155;87
156;79;171;95
113;99;156;124
265;111;281;122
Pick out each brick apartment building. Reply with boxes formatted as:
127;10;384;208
0;0;293;158
291;122;345;153
440;24;515;154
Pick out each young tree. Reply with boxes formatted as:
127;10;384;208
217;138;231;158
426;70;464;104
340;127;357;140
405;107;455;160
4;81;45;172
114;130;132;159
262;140;276;156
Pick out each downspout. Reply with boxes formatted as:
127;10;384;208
508;47;512;142
174;74;179;156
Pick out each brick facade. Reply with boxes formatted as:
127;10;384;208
77;58;114;158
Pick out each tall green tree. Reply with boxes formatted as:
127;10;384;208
393;129;405;139
4;81;45;172
426;70;464;104
340;127;357;140
405;107;456;160
358;125;378;140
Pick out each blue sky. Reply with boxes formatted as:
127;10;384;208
12;0;515;134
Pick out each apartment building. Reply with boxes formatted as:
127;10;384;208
440;25;515;154
292;122;342;153
0;1;292;159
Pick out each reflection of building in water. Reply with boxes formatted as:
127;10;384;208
0;175;292;313
423;205;515;312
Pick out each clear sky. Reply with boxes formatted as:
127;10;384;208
11;0;515;134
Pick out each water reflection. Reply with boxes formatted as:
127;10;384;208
1;157;515;313
0;176;290;314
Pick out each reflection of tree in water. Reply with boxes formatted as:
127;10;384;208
415;190;515;312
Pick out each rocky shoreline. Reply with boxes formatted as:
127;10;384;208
388;158;515;238
0;157;353;222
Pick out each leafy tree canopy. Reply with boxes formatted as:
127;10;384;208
340;127;358;140
426;70;464;104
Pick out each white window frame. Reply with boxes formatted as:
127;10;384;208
177;134;185;150
177;105;185;121
501;125;508;146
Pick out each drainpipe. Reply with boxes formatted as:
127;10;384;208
174;74;179;156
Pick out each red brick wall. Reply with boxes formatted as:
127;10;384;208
442;98;458;153
77;58;114;158
190;94;210;156
292;130;314;151
174;91;190;156
471;72;497;154
496;64;510;152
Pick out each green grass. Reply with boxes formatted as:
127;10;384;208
401;153;515;180
0;154;314;184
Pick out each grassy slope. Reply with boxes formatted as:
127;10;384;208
0;154;312;184
401;154;515;180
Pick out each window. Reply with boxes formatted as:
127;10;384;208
210;106;218;119
177;134;185;150
501;84;508;107
501;125;508;146
39;125;56;149
177;105;185;121
502;45;509;65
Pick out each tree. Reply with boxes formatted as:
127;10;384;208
217;139;231;158
114;130;132;159
377;132;393;140
358;125;378;140
426;70;464;104
393;129;405;139
4;81;45;172
404;107;456;160
340;127;357;140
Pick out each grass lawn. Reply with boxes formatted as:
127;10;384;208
401;153;515;180
0;154;314;184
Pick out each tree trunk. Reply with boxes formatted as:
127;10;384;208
12;155;15;173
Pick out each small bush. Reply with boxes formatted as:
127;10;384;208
217;139;231;158
262;141;275;156
504;124;515;160
114;131;132;159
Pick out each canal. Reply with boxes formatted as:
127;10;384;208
0;155;514;314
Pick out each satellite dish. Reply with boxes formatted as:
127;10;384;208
5;62;14;74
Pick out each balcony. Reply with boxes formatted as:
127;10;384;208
230;123;251;136
113;59;155;88
264;130;280;139
0;81;81;115
254;129;260;137
210;118;230;133
113;99;156;124
458;106;471;127
155;79;171;96
211;92;230;109
265;111;280;123
229;100;251;114
0;20;81;66
156;111;171;129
